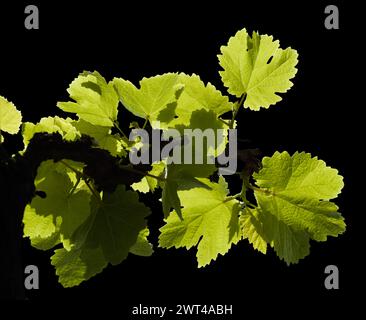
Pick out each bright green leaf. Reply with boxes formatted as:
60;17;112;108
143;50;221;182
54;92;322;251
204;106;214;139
113;73;184;127
218;28;298;110
254;151;344;200
159;176;242;267
51;246;107;288
0;96;22;141
22;116;80;149
167;73;233;127
57;71;119;127
239;207;267;254
161;163;216;219
132;161;165;193
175;109;230;158
252;151;346;264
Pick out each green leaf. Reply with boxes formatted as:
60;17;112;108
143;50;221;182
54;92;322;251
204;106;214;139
87;185;150;265
113;73;184;127
51;246;107;288
255;207;310;264
0;96;22;142
51;185;150;287
72;119;126;157
161;163;217;219
159;176;242;267
251;151;346;264
132;161;165;193
57;71;119;127
175;108;230;158
254;151;344;200
162;178;182;219
168;73;233;127
129;227;154;257
22;116;80;149
239;207;267;254
23;160;91;251
23;206;62;249
218;28;298;110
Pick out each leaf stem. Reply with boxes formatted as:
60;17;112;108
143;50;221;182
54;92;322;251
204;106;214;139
223;193;242;203
60;160;102;203
60;160;82;177
113;121;128;139
247;183;272;196
84;179;103;204
230;93;247;129
120;165;166;182
68;176;81;196
142;117;149;130
218;118;231;127
241;178;256;208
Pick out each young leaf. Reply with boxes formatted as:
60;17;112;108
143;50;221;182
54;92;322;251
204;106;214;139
159;176;242;267
113;73;184;127
0;95;22;142
57;71;119;127
251;151;346;264
218;28;298;110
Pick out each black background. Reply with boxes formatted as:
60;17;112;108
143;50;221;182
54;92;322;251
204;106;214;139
0;0;361;316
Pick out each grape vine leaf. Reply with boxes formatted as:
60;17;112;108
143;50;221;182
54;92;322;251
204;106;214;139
167;73;233;128
51;226;153;288
132;161;165;193
22;116;80;149
51;185;150;287
129;227;154;257
161;163;217;219
113;73;184;127
86;185;150;265
218;28;298;110
239;207;267;254
175;108;230;158
72;119;126;157
0;95;22;142
23;160;91;251
51;246;107;288
57;71;119;127
159;176;242;267
249;151;346;264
